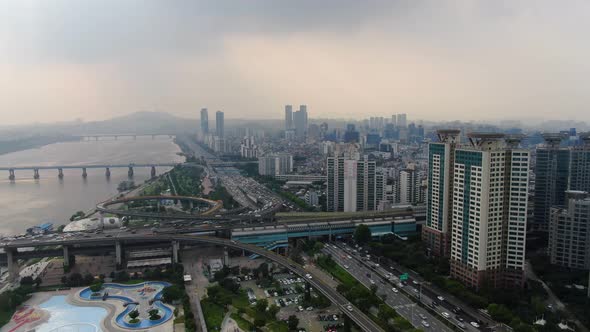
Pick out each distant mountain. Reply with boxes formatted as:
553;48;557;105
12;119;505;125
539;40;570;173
0;112;198;139
69;112;198;135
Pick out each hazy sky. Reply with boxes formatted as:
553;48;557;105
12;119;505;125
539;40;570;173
1;0;590;125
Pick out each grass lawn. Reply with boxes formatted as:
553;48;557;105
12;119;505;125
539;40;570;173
230;312;255;331
201;299;225;330
231;290;250;308
267;320;289;332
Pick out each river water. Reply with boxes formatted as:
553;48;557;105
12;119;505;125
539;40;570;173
0;138;184;235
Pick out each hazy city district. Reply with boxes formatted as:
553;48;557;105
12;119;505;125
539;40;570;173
0;108;587;332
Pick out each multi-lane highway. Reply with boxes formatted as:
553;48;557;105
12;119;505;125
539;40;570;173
324;242;499;331
323;244;455;331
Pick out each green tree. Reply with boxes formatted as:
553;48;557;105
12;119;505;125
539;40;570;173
162;285;184;303
487;303;514;324
370;284;378;295
253;318;266;328
268;304;280;318
129;309;139;319
354;224;371;245
20;276;34;286
255;298;268;313
89;282;103;292
287;315;299;330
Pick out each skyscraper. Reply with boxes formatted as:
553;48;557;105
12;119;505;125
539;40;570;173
293;105;308;138
216;111;224;138
397;113;407;128
423;129;460;257
200;108;209;135
569;133;590;192
533;133;570;231
326;155;383;212
285;105;293;130
548;190;590;270
450;133;529;289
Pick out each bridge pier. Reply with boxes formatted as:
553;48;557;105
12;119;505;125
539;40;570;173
58;168;64;179
82;168;87;178
223;246;229;266
171;241;179;264
33;168;40;179
105;167;111;178
63;245;70;267
150;166;156;178
8;168;15;181
115;241;123;268
128;166;134;178
6;249;19;281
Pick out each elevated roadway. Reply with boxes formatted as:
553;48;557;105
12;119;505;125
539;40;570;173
97;195;223;218
1;234;383;332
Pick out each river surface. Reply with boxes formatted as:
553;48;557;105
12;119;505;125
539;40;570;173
0;138;184;235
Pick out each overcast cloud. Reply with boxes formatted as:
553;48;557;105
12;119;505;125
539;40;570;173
1;0;589;124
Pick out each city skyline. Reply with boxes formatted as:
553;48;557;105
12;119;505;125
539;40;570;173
2;1;590;125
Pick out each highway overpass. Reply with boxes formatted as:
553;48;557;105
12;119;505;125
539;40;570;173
0;234;384;332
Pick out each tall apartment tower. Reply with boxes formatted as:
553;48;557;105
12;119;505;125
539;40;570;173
533;133;570;231
215;111;224;138
200;108;209;135
285;105;293;130
399;168;423;205
422;129;461;257
569;133;590;192
327;156;383;212
293;105;308;138
548;190;590;269
450;133;529;289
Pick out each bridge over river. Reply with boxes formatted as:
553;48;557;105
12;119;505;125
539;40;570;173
0;163;180;180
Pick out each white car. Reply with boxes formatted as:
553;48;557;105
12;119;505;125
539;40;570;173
370;280;375;284
437;296;445;302
346;305;353;312
343;265;349;269
391;287;398;293
421;320;430;328
347;255;352;259
305;274;312;279
470;322;480;328
441;312;450;319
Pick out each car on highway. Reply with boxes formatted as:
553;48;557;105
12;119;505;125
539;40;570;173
437;295;445;302
470;321;480;328
391;287;398;293
457;322;466;330
421;320;430;328
419;313;427;320
346;305;353;312
305;274;312;279
343;265;349;269
441;312;450;319
370;280;375;285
